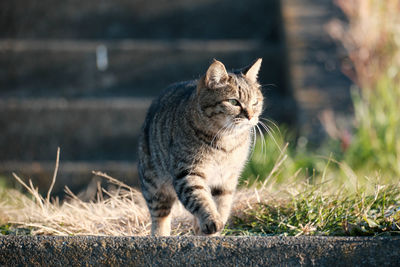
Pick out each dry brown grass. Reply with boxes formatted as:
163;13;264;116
0;148;277;236
1;172;277;236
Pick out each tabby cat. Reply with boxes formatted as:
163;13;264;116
138;59;263;236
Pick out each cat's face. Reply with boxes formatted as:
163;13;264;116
196;59;264;133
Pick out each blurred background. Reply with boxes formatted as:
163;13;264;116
0;0;353;197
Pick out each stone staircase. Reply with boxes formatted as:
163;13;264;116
281;0;352;142
0;0;295;196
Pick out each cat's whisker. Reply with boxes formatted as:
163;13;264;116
259;121;275;137
230;122;237;133
216;126;229;149
249;126;257;158
259;121;276;136
213;120;237;150
253;127;257;155
256;124;268;162
225;121;237;137
259;117;281;136
211;132;221;148
255;124;264;157
258;121;283;153
211;122;231;148
260;83;277;88
256;125;265;161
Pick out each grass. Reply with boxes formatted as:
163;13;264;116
230;137;400;236
0;224;31;236
0;140;398;237
327;0;400;177
0;170;151;236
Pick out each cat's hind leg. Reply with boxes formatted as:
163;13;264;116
146;188;176;236
139;165;176;235
138;138;176;236
151;212;172;236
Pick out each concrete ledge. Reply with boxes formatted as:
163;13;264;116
0;236;399;266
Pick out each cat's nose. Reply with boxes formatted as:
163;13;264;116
244;108;254;120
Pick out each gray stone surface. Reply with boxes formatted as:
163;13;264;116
0;0;282;39
282;0;352;142
0;40;286;100
0;236;399;266
0;98;150;161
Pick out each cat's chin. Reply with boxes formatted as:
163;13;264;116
237;118;259;127
233;122;254;133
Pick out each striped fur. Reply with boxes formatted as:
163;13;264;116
138;59;264;236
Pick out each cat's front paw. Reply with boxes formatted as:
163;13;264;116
200;215;224;235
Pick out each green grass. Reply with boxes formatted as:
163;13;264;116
230;131;400;237
345;75;400;177
232;167;400;236
0;224;32;236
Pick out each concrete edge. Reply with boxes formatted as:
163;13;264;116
0;236;399;266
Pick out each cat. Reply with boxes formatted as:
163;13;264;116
138;58;263;236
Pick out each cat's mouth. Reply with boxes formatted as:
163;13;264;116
234;117;258;126
232;118;258;131
215;117;257;136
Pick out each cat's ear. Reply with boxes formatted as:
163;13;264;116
205;59;229;89
244;58;262;83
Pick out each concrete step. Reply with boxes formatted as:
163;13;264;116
281;0;352;142
0;39;287;99
1;236;400;265
0;98;150;161
0;0;282;39
0;160;138;198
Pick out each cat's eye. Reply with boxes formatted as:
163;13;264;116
253;100;259;106
228;99;240;106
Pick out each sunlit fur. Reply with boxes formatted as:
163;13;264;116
138;59;264;236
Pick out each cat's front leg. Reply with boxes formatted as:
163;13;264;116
192;185;234;236
173;171;223;235
212;186;235;226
